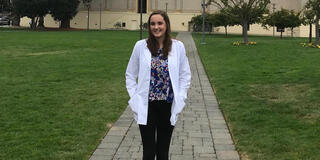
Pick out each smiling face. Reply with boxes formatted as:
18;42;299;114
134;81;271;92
149;14;167;40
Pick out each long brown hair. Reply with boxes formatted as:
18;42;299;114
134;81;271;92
147;10;172;59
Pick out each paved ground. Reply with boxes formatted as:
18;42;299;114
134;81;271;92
89;32;240;160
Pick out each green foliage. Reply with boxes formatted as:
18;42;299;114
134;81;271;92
191;11;237;34
11;0;80;29
12;0;49;29
262;9;289;28
262;9;302;38
287;10;302;37
191;13;211;26
209;11;236;27
208;0;270;44
287;10;302;29
190;13;212;32
305;0;320;45
12;0;49;18
305;0;320;17
49;0;80;28
302;9;316;25
208;11;237;36
302;8;316;43
82;0;93;8
0;0;11;13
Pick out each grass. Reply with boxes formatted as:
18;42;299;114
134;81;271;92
193;33;320;160
0;29;150;159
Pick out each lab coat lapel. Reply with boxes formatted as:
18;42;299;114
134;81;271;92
143;45;151;64
168;51;174;72
168;49;177;91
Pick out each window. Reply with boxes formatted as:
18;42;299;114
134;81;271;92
138;0;147;13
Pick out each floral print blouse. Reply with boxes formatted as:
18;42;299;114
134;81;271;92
148;49;174;103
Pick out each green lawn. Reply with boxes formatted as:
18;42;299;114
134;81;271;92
0;29;149;159
2;29;318;160
193;33;320;160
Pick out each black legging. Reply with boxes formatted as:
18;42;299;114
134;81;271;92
139;100;174;160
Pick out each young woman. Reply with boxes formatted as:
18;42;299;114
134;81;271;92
125;10;191;160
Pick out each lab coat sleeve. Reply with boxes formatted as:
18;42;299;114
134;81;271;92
178;42;191;101
125;41;140;98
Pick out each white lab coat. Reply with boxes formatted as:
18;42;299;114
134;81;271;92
125;39;191;126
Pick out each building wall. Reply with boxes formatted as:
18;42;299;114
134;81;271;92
216;24;304;37
19;0;317;38
20;11;199;31
270;0;302;11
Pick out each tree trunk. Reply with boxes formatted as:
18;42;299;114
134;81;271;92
224;26;228;37
60;19;70;29
280;31;283;39
242;21;248;44
309;23;312;43
38;16;45;28
31;17;36;29
291;27;293;38
315;15;319;45
35;17;39;28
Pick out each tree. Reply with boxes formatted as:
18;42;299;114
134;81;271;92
0;0;11;13
208;0;270;44
305;0;320;45
191;13;213;33
287;10;302;37
209;11;237;36
12;0;49;29
302;9;316;43
49;0;80;29
38;16;45;28
262;8;291;38
3;0;20;26
82;0;92;30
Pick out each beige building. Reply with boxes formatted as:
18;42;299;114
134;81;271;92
20;0;316;37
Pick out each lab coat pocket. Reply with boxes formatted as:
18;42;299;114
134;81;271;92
128;94;138;114
175;94;186;114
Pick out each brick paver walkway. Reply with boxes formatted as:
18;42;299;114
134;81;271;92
89;32;240;160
